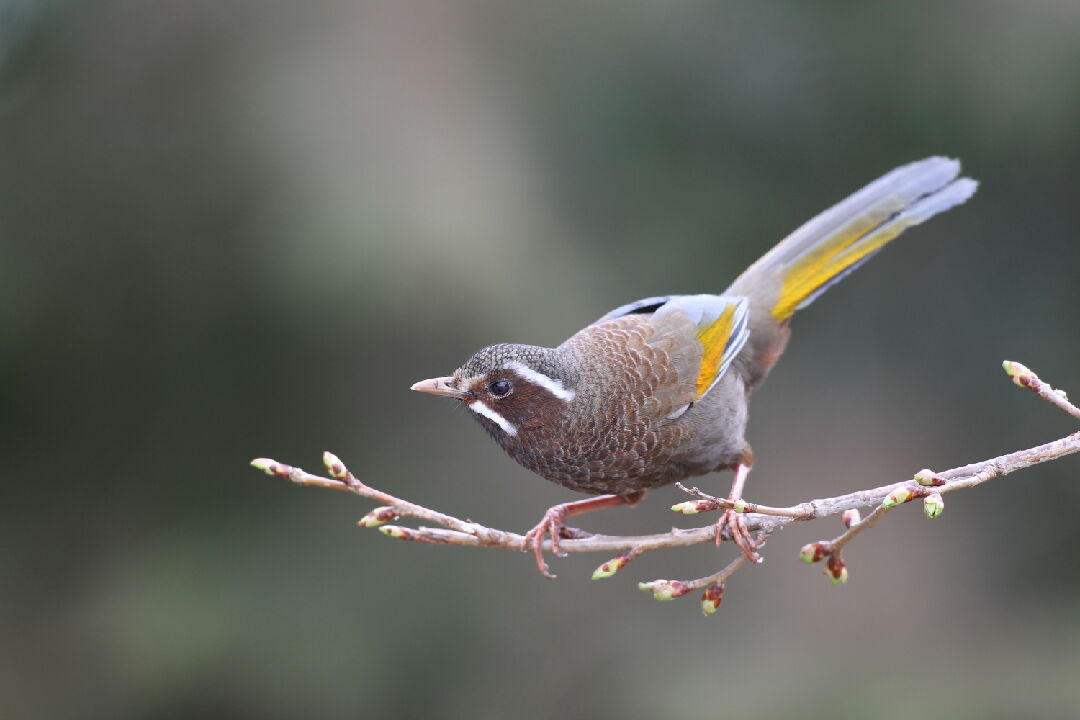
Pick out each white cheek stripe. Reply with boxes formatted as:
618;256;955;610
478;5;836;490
501;361;575;402
469;400;518;436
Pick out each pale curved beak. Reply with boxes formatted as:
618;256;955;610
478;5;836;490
410;376;467;400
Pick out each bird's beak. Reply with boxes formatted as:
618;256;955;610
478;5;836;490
410;376;468;400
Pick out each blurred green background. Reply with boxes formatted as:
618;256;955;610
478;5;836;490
5;1;1080;718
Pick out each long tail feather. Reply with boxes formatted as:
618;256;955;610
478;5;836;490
731;157;978;321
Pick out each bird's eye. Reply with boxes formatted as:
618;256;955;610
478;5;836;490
488;380;512;397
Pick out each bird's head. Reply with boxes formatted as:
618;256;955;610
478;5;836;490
410;344;578;442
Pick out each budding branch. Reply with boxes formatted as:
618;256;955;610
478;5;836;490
252;361;1080;615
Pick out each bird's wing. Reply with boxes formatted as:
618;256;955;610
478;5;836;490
597;296;673;321
591;294;750;417
647;295;750;401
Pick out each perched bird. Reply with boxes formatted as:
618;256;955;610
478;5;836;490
412;157;977;577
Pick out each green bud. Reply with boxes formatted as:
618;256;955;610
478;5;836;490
923;492;944;519
671;499;717;514
825;555;848;584
378;525;411;540
881;486;914;509
358;506;398;528
323;451;348;479
592;564;617;580
1002;360;1034;387
592;551;635;580
731;499;748;514
701;583;725;616
914;469;945;486
638;579;691;601
250;458;288;476
799;541;831;564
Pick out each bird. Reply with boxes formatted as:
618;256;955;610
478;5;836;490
411;157;977;577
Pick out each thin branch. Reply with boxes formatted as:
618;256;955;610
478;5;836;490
252;361;1080;614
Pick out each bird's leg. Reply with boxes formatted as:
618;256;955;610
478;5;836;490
523;491;645;578
716;463;761;563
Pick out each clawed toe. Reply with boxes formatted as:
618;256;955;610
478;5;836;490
716;509;761;563
521;494;640;578
713;463;760;562
522;507;569;578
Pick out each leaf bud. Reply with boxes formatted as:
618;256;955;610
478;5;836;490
914;469;945;486
1002;360;1034;388
701;583;725;615
322;451;348;479
358;506;399;528
824;555;848;584
671;499;718;514
799;541;831;564
591;551;636;580
378;525;412;540
637;579;691;601
923;492;944;519
881;486;915;509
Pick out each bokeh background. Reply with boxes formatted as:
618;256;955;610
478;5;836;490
5;1;1080;718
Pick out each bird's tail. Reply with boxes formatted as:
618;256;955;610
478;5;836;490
728;157;978;322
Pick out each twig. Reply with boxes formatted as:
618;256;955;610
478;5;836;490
252;361;1080;615
1003;360;1080;421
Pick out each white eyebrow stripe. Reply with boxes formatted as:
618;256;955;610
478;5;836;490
501;361;576;402
469;400;518;436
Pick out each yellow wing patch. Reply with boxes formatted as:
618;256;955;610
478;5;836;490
771;215;915;321
694;303;737;398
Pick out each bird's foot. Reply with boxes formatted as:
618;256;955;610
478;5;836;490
716;508;761;563
521;493;643;578
714;462;761;562
522;504;572;579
